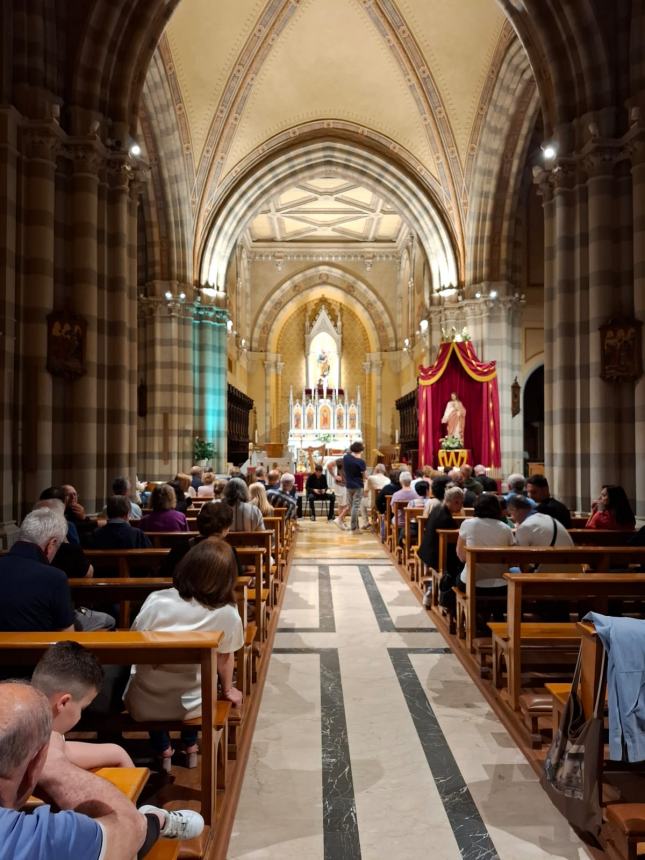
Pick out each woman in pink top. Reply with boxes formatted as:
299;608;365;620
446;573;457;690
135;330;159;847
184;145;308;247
586;485;635;530
140;484;188;532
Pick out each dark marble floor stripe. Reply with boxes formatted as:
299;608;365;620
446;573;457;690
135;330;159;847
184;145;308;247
358;564;436;633
272;648;362;860
389;648;499;860
277;564;336;633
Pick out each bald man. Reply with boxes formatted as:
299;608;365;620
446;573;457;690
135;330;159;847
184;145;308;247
0;682;202;858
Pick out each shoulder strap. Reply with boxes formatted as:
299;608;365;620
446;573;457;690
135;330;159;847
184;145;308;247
549;516;558;546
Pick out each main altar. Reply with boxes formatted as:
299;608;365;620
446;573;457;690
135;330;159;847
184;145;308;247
286;301;362;467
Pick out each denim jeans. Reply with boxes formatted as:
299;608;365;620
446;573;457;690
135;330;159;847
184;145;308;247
346;488;363;531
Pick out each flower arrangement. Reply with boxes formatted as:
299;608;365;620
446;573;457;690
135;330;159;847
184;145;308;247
439;434;463;450
194;437;216;463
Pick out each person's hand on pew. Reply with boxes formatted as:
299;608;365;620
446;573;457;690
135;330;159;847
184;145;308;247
217;651;243;708
65;740;135;770
38;731;148;858
222;686;243;708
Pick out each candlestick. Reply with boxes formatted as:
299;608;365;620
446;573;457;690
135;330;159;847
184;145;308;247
395;429;400;444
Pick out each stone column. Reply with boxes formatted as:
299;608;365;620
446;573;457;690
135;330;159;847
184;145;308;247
20;123;60;509
193;304;228;472
366;353;384;447
104;157;133;483
582;145;627;500
629;128;645;516
0;108;19;535
68;141;101;510
548;161;579;507
535;169;556;475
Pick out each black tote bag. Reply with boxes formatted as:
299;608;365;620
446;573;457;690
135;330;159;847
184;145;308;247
541;647;606;836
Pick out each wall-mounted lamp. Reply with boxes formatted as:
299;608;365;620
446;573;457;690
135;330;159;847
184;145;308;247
419;318;429;334
541;142;556;161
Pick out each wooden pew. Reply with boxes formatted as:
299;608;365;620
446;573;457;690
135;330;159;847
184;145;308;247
84;548;170;578
227;531;273;607
143;531;200;548
390;501;408;560
432;529;460;609
403;509;426;583
568;529;636;546
502;573;645;710
462;546;645;653
0;631;223;827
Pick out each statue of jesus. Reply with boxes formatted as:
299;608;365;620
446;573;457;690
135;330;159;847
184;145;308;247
441;392;466;443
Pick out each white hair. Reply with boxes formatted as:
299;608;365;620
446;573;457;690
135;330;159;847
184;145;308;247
399;471;412;486
374;464;386;475
474;464;487;476
17;508;67;550
506;473;525;492
444;486;465;503
0;682;52;775
281;472;295;486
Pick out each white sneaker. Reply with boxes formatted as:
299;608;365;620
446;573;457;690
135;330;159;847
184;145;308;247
139;805;205;840
334;518;347;530
422;586;432;608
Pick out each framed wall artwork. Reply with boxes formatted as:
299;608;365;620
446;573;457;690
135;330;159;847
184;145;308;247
599;317;642;382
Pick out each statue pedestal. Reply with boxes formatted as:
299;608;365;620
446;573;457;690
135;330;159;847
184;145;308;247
437;448;471;469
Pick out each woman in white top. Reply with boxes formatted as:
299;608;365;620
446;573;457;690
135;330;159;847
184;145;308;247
456;493;513;589
124;538;244;770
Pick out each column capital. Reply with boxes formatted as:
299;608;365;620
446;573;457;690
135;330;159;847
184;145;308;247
623;122;645;168
66;140;104;177
579;140;623;179
106;155;133;191
22;122;62;163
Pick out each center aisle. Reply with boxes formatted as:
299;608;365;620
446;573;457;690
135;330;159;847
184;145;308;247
229;521;587;860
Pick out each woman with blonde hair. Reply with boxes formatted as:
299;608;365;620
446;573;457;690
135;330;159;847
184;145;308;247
197;471;216;499
175;471;196;499
248;481;274;517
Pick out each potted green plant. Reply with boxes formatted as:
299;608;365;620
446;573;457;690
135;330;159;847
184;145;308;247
194;437;216;467
439;434;463;450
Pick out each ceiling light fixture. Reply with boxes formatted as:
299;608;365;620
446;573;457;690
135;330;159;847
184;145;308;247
542;143;556;161
129;142;142;158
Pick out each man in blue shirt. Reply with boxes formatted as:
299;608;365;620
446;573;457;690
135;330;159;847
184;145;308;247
0;682;204;858
342;442;366;532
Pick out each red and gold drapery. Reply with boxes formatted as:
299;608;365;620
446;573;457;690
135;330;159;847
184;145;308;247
417;341;501;468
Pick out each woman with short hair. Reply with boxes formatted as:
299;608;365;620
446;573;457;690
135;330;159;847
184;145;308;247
197;471;216;499
140;484;188;532
125;538;244;771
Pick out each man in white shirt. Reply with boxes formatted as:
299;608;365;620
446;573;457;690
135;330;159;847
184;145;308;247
508;495;573;548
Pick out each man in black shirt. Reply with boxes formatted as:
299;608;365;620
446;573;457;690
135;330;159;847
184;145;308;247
526;474;572;528
305;464;335;520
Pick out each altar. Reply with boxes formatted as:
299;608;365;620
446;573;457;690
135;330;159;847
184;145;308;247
286;301;362;467
287;385;363;466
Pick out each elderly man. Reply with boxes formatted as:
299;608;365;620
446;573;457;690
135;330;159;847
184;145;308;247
504;473;536;508
390;471;419;543
508;495;573;548
460;464;483;497
267;471;298;519
474;464;498;492
0;682;203;857
0;508;74;633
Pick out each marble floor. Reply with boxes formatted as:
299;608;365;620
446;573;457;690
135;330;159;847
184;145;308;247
229;521;589;860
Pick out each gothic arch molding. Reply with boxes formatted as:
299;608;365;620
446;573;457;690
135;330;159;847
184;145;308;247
251;266;395;355
199;139;459;296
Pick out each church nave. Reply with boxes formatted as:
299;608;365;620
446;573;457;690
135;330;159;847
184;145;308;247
230;523;587;860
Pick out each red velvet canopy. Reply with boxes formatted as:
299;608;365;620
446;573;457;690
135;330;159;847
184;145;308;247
417;341;501;468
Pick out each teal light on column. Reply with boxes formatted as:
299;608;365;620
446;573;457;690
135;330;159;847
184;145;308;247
193;308;228;470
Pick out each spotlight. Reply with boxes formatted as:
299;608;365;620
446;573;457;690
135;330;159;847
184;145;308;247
490;290;498;299
129;143;142;158
164;290;173;300
179;291;186;301
419;319;429;333
475;291;482;299
542;143;556;161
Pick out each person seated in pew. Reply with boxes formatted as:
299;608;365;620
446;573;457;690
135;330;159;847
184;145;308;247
0;509;75;637
375;469;401;515
266;471;298;520
140;484;188;533
526;474;571;528
196;471;216;499
170;474;192;514
504;473;537;509
160;500;244;579
190;465;203;492
508;494;573;550
39;486;81;544
585;484;636;531
124;539;244;772
424;475;450;517
418;485;464;608
33;501;116;631
0;682;204;858
456;494;513;624
460;464;483;498
391;472;419;542
110;476;142;519
447;469;478;507
32;641;134;769
474;464;498;492
91;496;152;549
249;481;275;517
403;480;429;546
224;478;265;531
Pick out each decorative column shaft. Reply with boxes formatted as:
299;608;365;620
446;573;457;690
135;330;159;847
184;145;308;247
193;305;228;471
630;132;645;516
69;142;101;510
20;124;59;508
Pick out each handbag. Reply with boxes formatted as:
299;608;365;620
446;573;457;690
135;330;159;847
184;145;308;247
541;646;606;835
